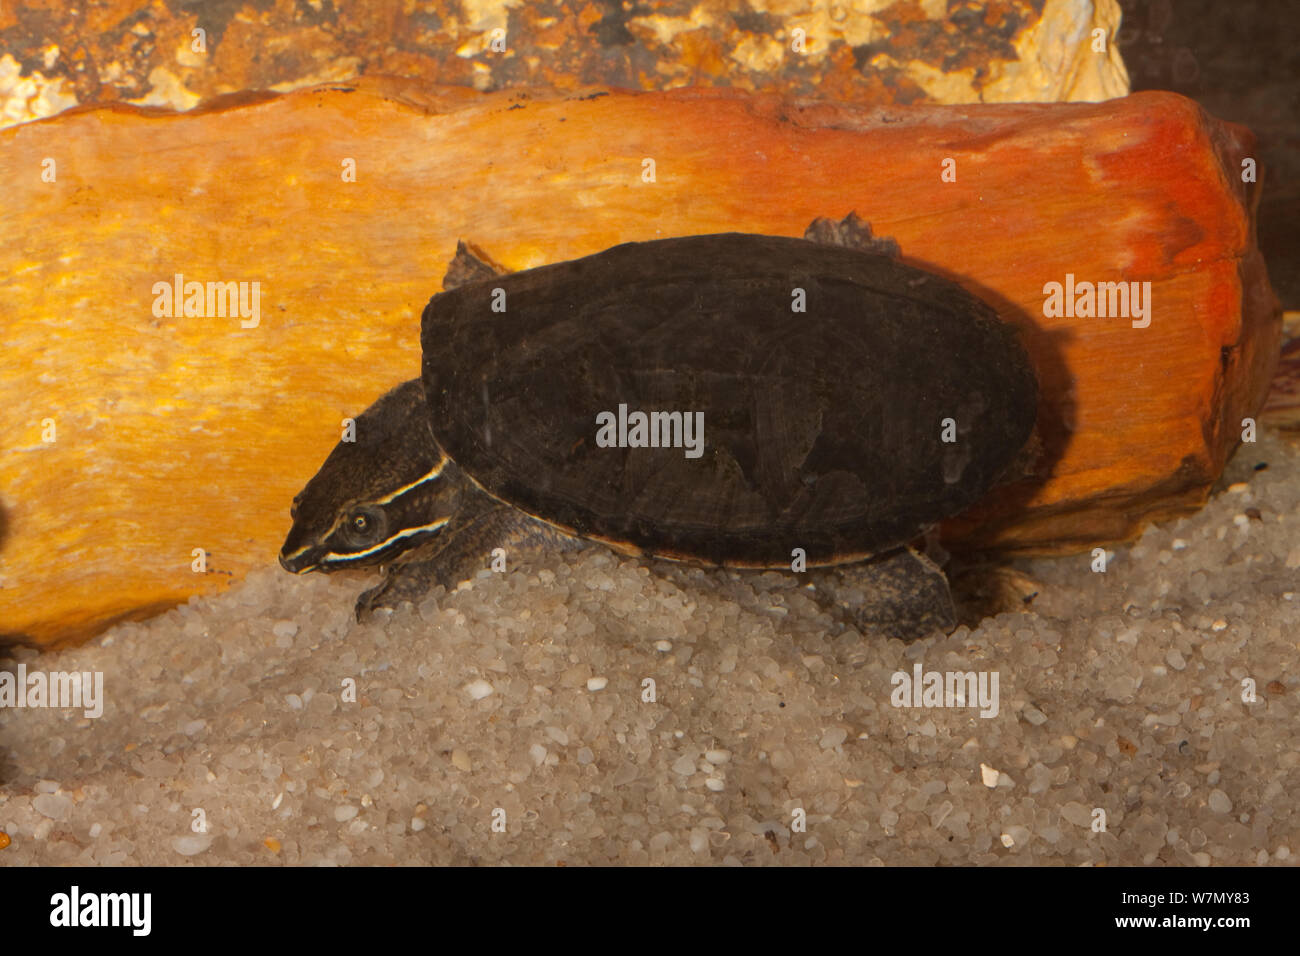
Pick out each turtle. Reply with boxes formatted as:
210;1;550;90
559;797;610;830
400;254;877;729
279;214;1039;639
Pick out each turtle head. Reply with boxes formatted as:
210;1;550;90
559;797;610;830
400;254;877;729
279;378;462;574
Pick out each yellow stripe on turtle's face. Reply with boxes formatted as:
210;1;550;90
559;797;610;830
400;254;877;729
373;454;449;506
282;452;459;573
321;516;452;565
315;456;450;549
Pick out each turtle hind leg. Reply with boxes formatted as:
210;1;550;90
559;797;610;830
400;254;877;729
813;546;956;641
803;211;900;258
946;559;1041;626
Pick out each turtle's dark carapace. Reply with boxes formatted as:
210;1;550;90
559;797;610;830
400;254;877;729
421;233;1037;567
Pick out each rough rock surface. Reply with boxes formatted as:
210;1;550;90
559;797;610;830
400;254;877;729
0;0;1128;129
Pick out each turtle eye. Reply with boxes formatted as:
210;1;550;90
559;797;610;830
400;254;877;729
341;506;388;549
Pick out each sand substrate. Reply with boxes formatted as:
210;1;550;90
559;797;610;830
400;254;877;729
2;433;1298;866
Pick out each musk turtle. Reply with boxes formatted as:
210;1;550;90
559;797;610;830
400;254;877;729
279;214;1038;638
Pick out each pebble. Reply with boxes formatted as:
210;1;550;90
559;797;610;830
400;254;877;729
171;834;213;856
820;727;848;748
980;764;1000;788
33;793;72;821
1208;789;1232;813
1061;802;1093;827
931;801;954;828
1003;825;1030;847
465;679;494;700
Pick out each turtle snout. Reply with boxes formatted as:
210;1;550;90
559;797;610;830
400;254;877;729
278;547;317;574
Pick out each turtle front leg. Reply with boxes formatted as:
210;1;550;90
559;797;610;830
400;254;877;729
812;546;956;641
355;560;441;622
355;506;584;620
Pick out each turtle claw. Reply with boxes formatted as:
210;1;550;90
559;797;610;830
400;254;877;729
803;211;900;258
354;581;386;622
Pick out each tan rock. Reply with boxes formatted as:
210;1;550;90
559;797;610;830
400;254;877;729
0;0;1131;132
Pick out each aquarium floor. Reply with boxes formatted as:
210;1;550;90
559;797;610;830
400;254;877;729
2;433;1297;866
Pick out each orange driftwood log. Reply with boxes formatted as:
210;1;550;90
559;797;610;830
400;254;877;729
0;79;1280;645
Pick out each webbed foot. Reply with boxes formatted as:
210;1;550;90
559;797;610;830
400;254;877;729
804;211;900;258
355;558;449;621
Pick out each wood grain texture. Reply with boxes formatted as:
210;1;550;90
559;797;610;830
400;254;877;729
0;79;1280;645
